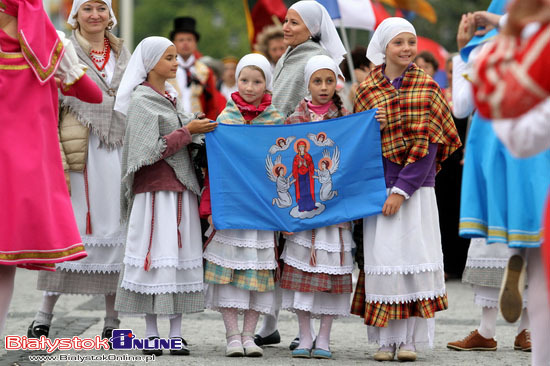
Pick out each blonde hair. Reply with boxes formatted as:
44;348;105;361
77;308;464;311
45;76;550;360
71;1;114;31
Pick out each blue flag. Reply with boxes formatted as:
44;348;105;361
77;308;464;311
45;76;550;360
205;109;387;232
316;0;341;19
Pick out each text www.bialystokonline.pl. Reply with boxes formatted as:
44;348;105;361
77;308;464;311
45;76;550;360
28;353;156;363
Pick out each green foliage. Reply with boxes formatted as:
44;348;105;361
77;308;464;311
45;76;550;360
133;0;250;58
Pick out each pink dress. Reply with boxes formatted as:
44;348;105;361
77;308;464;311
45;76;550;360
0;29;87;270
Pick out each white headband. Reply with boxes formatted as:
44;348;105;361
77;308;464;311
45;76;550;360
67;0;117;29
235;53;273;91
366;17;416;66
289;1;347;65
114;37;175;115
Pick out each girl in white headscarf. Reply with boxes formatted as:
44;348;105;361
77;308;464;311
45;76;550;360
279;55;351;360
29;0;130;342
114;36;216;356
352;17;461;362
258;2;347;348
201;53;283;358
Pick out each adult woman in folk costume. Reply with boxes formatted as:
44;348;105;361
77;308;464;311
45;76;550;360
29;0;130;341
0;0;102;335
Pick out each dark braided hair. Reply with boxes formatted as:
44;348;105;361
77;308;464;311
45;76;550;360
331;92;344;117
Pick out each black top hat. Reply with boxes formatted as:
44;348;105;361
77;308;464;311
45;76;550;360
170;17;200;41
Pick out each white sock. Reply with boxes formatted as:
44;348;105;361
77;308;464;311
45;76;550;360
40;292;60;313
316;315;333;351
34;311;54;327
169;314;182;338
0;266;16;336
104;294;118;319
399;342;416;351
478;306;498;339
257;311;278;337
379;344;396;352
296;310;313;349
145;313;159;338
517;308;529;334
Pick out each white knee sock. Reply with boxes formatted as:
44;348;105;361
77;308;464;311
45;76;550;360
0;266;16;336
221;307;241;345
145;313;159;338
169;314;182;338
34;292;60;327
517;308;530;334
257;311;278;337
316;315;333;351
296;310;313;349
478;306;498;339
103;294;119;329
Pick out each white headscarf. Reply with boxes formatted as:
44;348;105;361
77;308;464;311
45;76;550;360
304;54;343;86
68;0;118;28
235;53;273;91
114;37;176;115
366;17;416;66
289;1;346;65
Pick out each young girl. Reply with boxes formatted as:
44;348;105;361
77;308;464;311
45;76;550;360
113;36;216;356
202;53;283;357
280;55;352;360
352;18;461;362
30;0;130;341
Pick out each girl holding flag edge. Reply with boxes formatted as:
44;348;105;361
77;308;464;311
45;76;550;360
352;17;461;362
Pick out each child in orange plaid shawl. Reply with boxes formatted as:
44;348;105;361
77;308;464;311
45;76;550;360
352;18;461;362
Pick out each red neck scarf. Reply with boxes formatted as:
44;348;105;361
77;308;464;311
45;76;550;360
231;91;271;123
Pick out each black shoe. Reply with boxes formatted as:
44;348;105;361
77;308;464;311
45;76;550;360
27;321;49;338
142;336;163;356
254;330;281;346
169;337;190;355
102;327;114;349
289;337;300;350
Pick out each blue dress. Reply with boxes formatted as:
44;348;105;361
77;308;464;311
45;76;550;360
459;112;550;248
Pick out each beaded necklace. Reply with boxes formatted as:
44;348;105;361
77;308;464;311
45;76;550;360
89;37;111;72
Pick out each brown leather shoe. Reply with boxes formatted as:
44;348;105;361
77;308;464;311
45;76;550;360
514;329;531;352
499;254;526;323
447;330;497;351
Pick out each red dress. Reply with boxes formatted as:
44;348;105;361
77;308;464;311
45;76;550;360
0;30;87;270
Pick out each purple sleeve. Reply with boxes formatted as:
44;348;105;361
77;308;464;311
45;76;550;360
161;127;192;159
394;143;438;197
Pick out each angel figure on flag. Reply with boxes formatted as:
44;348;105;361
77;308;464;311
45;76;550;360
266;154;295;208
315;147;340;201
268;136;296;154
307;131;334;147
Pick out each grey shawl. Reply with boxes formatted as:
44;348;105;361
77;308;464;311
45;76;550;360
60;30;130;149
272;40;329;118
120;85;200;222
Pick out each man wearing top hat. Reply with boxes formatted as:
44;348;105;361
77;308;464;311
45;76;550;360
170;16;225;120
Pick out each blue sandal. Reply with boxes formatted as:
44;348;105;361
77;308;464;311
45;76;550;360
312;348;332;359
291;348;311;358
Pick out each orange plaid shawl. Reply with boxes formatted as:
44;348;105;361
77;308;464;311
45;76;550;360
354;64;461;171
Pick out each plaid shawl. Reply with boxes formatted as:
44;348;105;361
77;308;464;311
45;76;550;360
285;99;348;125
121;85;200;222
60;30;130;149
354;64;461;170
216;98;284;125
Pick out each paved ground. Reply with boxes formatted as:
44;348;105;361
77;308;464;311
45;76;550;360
1;268;531;365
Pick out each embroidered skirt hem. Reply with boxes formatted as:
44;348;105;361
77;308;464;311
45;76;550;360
351;271;448;327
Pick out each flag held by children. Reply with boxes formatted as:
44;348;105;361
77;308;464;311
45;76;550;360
206;109;387;232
